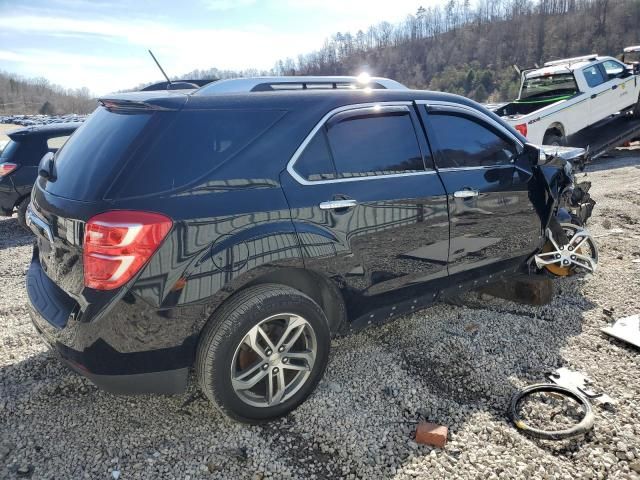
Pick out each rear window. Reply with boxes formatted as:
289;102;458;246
0;140;19;160
521;73;578;100
45;108;152;200
45;107;284;200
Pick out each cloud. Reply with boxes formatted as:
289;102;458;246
202;0;257;10
0;14;326;94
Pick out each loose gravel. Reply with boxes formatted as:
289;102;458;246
1;154;639;479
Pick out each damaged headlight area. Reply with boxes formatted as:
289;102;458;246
535;146;598;276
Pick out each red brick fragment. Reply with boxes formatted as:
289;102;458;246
415;421;448;448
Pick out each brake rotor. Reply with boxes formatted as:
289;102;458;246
541;241;583;276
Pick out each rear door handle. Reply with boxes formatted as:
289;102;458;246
591;94;597;99
612;84;618;90
319;199;358;210
453;190;479;199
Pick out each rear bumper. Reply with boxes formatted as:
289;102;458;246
26;253;190;395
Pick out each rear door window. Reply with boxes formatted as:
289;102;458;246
427;112;517;168
583;65;607;87
293;130;337;181
326;110;425;178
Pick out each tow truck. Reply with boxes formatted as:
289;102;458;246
491;52;640;154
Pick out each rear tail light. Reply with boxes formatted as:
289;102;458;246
83;211;172;290
514;123;528;137
0;162;18;177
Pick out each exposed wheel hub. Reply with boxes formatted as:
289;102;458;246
535;224;598;275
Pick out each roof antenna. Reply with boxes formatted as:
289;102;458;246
148;49;172;87
147;50;198;91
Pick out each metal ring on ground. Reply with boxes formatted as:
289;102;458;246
509;384;595;440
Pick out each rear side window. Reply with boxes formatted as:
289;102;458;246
46;107;284;200
428;112;517;168
583;65;606;87
111;109;285;197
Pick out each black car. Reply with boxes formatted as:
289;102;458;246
1;122;81;228
26;85;595;423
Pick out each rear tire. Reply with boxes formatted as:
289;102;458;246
16;197;30;231
196;284;330;423
542;132;566;147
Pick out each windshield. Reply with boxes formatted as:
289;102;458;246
520;73;578;101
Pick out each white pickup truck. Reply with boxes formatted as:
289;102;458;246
492;53;640;145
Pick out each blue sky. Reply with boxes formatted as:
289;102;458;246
0;0;438;95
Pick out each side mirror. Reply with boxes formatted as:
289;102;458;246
38;152;56;181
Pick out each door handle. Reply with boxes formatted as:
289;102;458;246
319;199;358;210
590;94;597;99
612;85;618;90
453;190;479;199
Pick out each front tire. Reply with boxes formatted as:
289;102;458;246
196;284;330;423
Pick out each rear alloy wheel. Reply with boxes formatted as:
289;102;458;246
196;284;330;423
231;313;317;408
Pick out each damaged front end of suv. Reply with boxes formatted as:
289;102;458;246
533;145;598;277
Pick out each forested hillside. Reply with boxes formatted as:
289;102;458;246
187;0;639;102
278;0;640;102
0;71;95;115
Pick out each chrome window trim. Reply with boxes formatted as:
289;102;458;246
416;100;525;150
287;101;438;186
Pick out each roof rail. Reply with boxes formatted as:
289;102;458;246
544;55;598;67
195;76;407;95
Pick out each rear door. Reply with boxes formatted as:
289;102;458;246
282;102;450;318
418;102;541;277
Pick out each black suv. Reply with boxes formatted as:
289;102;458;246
27;84;584;422
0;122;80;228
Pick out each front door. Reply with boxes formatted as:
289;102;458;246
583;64;615;126
418;103;541;278
600;59;636;113
282;103;450;319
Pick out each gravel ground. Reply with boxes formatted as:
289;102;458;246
1;154;639;480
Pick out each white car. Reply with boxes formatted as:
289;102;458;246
492;53;640;145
